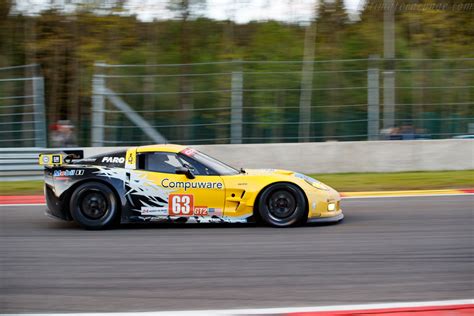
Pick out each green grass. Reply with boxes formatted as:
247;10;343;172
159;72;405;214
0;180;44;196
309;170;474;192
0;170;472;195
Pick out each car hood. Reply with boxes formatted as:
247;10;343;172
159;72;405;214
243;168;339;196
243;168;295;177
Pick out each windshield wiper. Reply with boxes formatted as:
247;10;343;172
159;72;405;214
240;167;246;174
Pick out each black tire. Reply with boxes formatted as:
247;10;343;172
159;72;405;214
69;182;119;230
257;183;307;227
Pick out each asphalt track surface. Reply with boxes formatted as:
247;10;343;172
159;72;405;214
1;195;473;314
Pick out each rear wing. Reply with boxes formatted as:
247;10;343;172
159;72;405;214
39;150;84;166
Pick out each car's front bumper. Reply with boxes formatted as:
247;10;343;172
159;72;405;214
306;185;343;221
307;212;344;223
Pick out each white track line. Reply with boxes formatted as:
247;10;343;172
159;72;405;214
1;299;472;316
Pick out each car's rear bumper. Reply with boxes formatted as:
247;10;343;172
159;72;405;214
307;212;344;223
45;184;71;221
45;208;71;221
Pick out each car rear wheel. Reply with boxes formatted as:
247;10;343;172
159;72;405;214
258;183;307;227
70;182;119;230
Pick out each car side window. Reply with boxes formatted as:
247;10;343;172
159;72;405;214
178;154;218;176
142;152;184;174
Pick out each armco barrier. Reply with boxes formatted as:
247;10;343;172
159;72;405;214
0;147;126;181
0;140;472;181
0;148;52;181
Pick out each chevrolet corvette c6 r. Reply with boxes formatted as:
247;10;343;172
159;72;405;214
39;144;343;229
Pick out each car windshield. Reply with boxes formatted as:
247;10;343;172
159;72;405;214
180;148;239;176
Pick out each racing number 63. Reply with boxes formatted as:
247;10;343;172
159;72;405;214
169;194;194;216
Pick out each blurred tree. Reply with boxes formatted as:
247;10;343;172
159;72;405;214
0;0;472;145
313;0;350;140
167;0;207;142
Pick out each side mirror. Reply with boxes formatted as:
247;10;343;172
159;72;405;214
175;166;195;179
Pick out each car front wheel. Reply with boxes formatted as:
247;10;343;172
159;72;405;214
258;183;307;227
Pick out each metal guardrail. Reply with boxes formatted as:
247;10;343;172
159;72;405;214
0;147;53;181
0;147;124;182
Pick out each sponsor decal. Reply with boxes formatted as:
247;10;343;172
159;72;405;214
193;206;208;216
181;148;197;157
42;156;50;164
140;207;168;216
53;169;84;177
161;178;223;191
125;151;136;169
52;155;61;164
101;156;125;164
92;167;239;222
208;207;223;216
169;194;194;216
76;158;96;163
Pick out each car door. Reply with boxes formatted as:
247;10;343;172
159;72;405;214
137;151;226;218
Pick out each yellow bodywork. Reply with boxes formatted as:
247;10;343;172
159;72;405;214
121;144;342;222
221;168;342;220
39;153;63;166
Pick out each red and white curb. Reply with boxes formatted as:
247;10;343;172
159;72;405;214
0;195;46;206
2;299;473;316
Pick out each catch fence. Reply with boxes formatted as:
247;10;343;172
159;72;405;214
91;58;474;146
1;59;472;148
0;64;47;148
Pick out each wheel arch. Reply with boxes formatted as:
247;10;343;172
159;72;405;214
252;181;309;223
62;178;123;219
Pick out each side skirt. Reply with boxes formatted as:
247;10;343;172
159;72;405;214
124;215;252;224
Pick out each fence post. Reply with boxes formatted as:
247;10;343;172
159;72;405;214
91;62;105;147
230;60;243;144
298;21;317;143
367;55;380;141
383;70;395;130
33;72;47;148
383;0;396;130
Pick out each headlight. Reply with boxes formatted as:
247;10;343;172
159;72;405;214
294;173;330;191
327;202;336;211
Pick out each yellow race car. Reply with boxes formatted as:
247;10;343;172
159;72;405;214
39;144;343;229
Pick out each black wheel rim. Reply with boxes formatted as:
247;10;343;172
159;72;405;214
80;191;108;220
267;190;296;220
